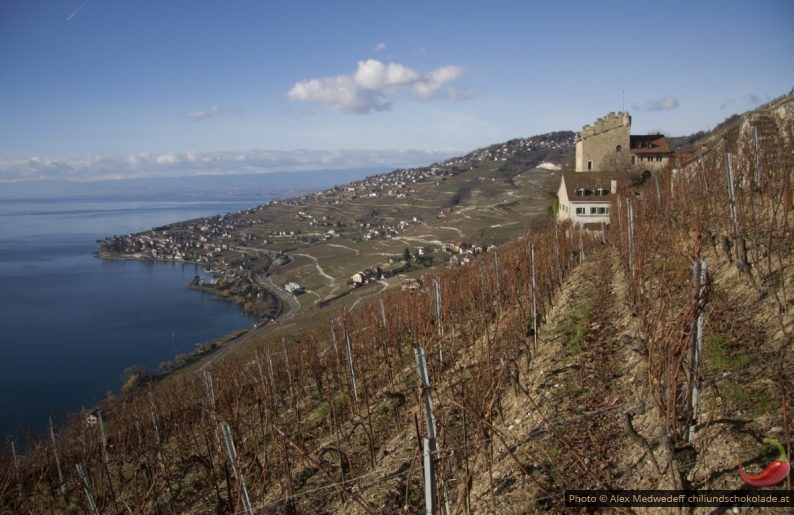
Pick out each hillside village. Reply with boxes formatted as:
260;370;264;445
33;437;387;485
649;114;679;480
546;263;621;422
100;130;575;315
97;91;794;362
99;94;793;332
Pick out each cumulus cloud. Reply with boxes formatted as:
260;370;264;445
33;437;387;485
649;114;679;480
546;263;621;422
354;60;419;89
0;148;460;183
287;75;392;113
373;42;386;52
286;59;468;114
412;65;466;99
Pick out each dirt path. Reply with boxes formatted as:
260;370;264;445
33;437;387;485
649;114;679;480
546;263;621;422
436;225;464;237
547;248;639;488
349;279;389;311
327;243;360;255
465;247;665;510
293;252;336;283
490;221;518;228
394;236;443;246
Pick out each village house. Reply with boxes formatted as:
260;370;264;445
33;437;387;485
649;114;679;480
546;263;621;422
557;172;622;228
283;282;305;294
629;134;673;171
350;267;378;286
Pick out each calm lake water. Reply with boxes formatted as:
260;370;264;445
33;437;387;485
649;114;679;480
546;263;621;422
0;196;266;438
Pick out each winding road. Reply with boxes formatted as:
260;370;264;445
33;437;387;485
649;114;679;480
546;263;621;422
195;252;301;373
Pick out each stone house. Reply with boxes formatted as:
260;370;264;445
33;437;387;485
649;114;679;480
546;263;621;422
575;112;673;173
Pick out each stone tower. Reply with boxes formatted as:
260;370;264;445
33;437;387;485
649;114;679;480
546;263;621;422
575;112;631;172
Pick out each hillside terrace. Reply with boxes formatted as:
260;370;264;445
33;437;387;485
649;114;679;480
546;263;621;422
99;131;573;319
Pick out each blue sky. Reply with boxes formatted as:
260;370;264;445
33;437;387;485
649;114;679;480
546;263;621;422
1;0;792;182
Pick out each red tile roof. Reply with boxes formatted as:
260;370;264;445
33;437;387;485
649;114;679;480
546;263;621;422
630;135;672;155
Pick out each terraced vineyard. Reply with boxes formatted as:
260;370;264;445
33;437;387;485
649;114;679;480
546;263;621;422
2;105;792;512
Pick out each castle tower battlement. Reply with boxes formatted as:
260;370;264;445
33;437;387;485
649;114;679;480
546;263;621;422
575;111;632;172
577;112;631;141
575;110;672;173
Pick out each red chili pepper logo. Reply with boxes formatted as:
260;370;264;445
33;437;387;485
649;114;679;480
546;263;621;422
738;438;790;488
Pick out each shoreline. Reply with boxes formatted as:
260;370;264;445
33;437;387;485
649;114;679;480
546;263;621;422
95;251;289;381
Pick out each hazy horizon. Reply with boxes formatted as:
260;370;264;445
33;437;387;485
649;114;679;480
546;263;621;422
0;167;392;199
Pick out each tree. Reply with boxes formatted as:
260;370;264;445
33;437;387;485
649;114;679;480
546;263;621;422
403;247;412;263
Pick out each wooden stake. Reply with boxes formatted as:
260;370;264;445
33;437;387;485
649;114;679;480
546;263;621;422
688;260;707;442
725;153;748;270
76;463;101;515
493;250;500;300
344;318;359;403
220;422;254;515
753;126;762;190
627;199;635;280
49;418;64;488
554;224;562;286
98;411;120;512
433;279;442;336
415;347;445;515
529;242;538;349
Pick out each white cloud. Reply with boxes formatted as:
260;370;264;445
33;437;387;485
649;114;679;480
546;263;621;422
373;42;386;52
645;97;680;111
411;65;466;99
182;105;244;121
287;74;392;113
183;105;221;121
0;148;460;183
287;59;468;114
354;59;419;89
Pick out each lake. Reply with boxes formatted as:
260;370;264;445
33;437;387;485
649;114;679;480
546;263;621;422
0;196;267;438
